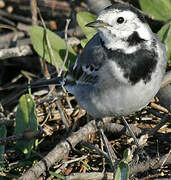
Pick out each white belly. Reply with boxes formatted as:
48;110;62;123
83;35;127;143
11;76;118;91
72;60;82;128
75;62;164;118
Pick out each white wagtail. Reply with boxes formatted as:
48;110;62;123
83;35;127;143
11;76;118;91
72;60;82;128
31;2;167;119
30;3;167;146
63;3;167;118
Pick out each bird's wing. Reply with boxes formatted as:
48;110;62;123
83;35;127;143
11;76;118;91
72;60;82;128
66;57;101;85
65;33;106;85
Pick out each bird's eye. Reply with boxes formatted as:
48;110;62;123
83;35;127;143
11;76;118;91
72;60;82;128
117;17;124;24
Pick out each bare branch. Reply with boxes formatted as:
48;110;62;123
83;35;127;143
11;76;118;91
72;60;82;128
19;120;97;180
0;45;32;59
30;0;38;25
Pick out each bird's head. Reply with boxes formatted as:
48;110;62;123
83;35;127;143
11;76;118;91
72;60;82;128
86;3;153;52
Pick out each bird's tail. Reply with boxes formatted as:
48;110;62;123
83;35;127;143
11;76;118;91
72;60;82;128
0;77;64;92
29;76;63;89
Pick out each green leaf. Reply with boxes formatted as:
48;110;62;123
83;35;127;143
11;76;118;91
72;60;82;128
123;148;132;163
158;23;171;58
77;12;97;44
49;171;66;179
115;161;129;180
0;125;7;169
80;38;89;48
139;0;171;21
29;26;76;70
15;94;38;157
80;160;91;170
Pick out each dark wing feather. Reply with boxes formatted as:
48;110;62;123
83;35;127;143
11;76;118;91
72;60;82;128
65;33;106;85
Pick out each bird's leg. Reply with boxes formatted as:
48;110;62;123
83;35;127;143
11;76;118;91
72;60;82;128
121;116;149;163
121;116;141;148
96;118;116;171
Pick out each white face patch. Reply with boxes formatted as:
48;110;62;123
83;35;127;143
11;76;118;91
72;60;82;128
136;23;152;41
97;8;152;53
98;10;138;35
100;31;141;54
98;10;136;25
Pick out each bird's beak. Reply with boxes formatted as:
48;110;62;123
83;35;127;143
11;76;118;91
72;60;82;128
85;20;112;28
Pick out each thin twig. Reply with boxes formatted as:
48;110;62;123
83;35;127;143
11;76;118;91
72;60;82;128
0;24;17;32
52;155;88;177
161;71;171;88
56;99;70;129
0;9;48;25
149;115;170;136
37;7;59;73
160;148;171;168
30;0;38;25
58;19;71;77
0;119;15;127
0;31;25;46
81;141;110;162
0;9;33;24
104;122;143;137
0;16;15;26
30;1;47;79
150;102;169;113
0;129;41;145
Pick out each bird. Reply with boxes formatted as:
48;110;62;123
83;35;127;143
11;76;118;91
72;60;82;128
29;2;167;164
31;2;167;119
62;2;167;119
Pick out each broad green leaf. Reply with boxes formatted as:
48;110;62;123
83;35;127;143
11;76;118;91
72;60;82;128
29;26;76;70
139;0;171;21
0;125;7;169
77;12;97;44
15;94;38;157
158;23;171;59
81;38;89;48
115;161;129;180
